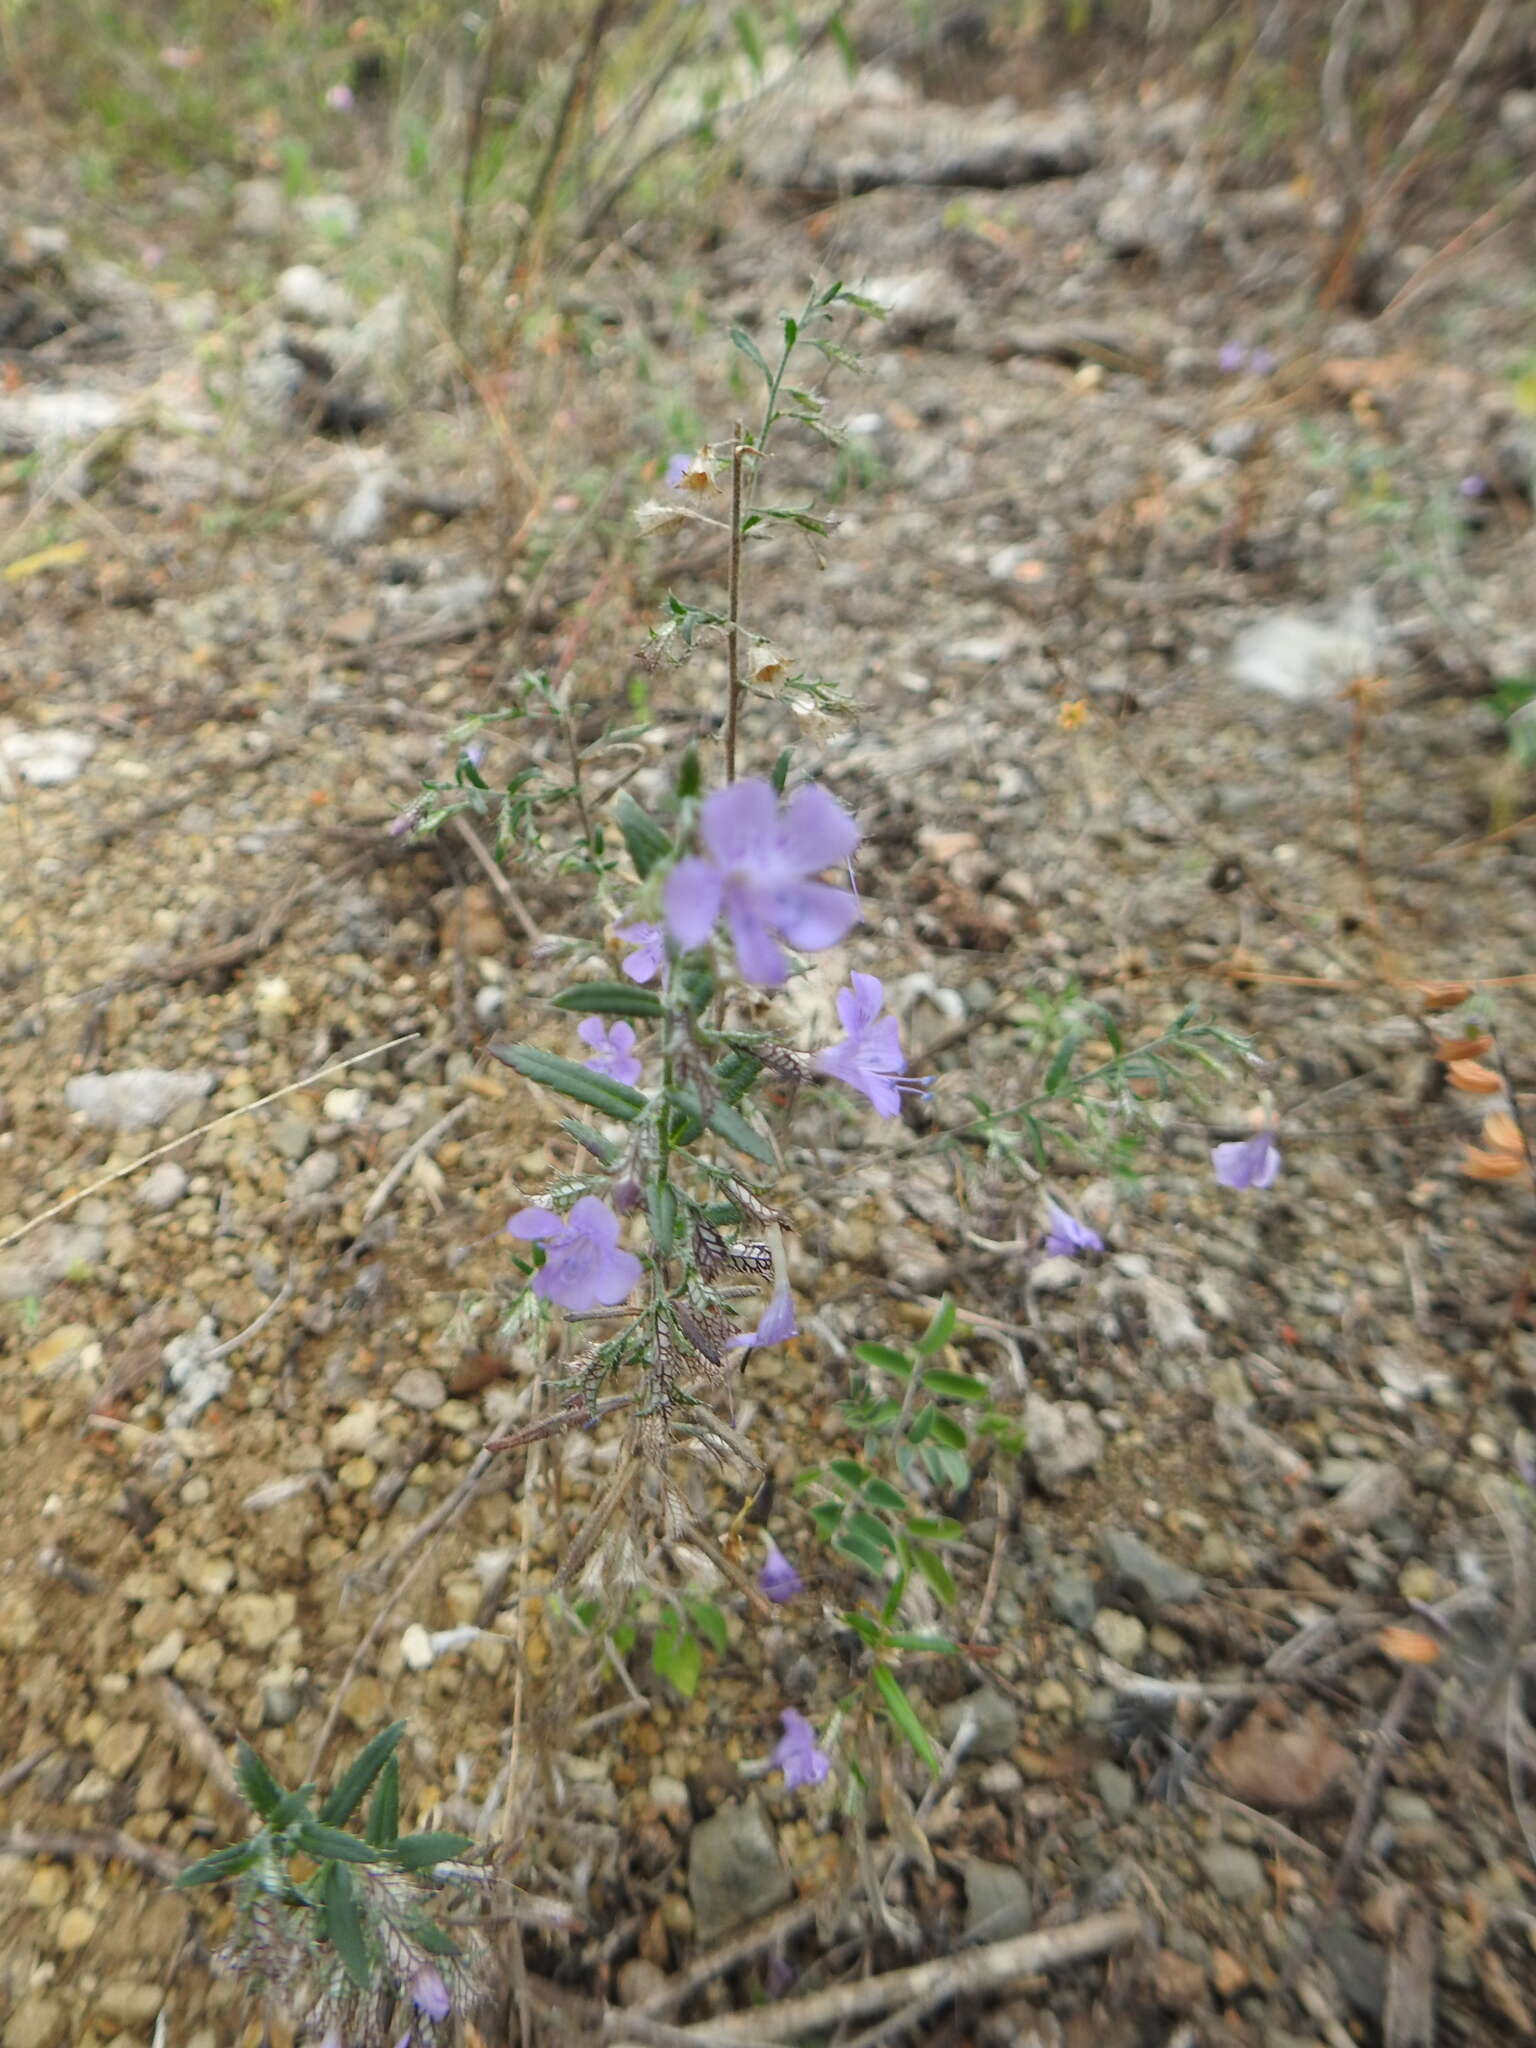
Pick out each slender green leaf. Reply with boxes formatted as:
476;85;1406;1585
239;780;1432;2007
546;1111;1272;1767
412;1917;462;1959
914;1296;957;1356
175;1841;259;1889
922;1369;990;1403
560;1116;617;1166
885;1629;957;1653
827;9;857;76
828;1457;869;1490
730;325;773;387
321;1861;371;1989
492;1042;645;1120
551;981;663;1019
393;1830;476;1872
911;1544;957;1606
1044;1030;1085;1098
810;1500;844;1538
614;792;670;878
294;1819;383;1864
872;1665;939;1773
770;746;792;794
841;1609;885;1647
707;1097;774;1165
365;1756;399;1849
732;5;765;73
853;1342;912;1378
861;1476;907;1514
676;744;702;798
647;1181;677;1255
927;1412;968;1450
234;1739;285;1822
844;1509;897;1555
319;1721;406;1826
835;1526;890;1575
905;1515;964;1543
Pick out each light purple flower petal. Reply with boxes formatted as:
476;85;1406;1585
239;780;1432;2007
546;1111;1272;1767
837;972;886;1037
508;1207;561;1242
326;82;355;112
1042;1199;1104;1258
773;1707;830;1789
665;451;692;488
772;879;862;953
664;859;723;949
616;921;665;984
512;1197;642;1312
1217;339;1247;374
781;782;861;871
411;1963;451;2021
577;1017;607;1052
731;1285;798;1350
724;890;789;987
1460;473;1488;498
758;1542;803;1603
1211;1130;1281;1191
700;779;783;871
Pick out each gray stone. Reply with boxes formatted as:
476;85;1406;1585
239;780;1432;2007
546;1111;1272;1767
137;1161;188;1212
1048;1563;1097;1630
1024;1394;1104;1494
391;1366;446;1412
1317;1924;1385;2021
687;1798;792;1943
288;1148;340;1200
233;177;286;238
65;1068;214;1133
0;1223;106;1302
1330;1461;1410;1533
963;1857;1032;1939
1382;1788;1434;1827
1092;1761;1136;1823
1091;1609;1147;1663
936;1687;1018;1760
1198;1842;1266;1905
1099;1529;1203;1609
1210;419;1260;462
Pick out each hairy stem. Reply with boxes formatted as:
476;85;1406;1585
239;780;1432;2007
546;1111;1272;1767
724;424;745;782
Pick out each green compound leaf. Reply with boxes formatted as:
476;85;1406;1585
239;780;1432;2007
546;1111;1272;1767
492;1042;645;1121
175;1841;260;1890
551;981;664;1019
872;1665;939;1774
393;1830;476;1872
319;1720;406;1827
234;1739;285;1822
320;1861;371;1990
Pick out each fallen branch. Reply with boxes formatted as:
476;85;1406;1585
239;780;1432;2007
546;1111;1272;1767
674;1908;1143;2042
0;1825;182;1884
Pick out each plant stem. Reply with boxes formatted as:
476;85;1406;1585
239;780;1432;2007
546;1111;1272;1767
447;1;507;337
724;423;744;782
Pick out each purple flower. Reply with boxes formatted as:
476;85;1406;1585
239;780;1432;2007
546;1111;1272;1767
1211;1128;1281;1191
730;1285;798;1351
665;451;692;488
1217;339;1248;374
772;1707;831;1789
410;1965;451;2022
507;1195;643;1312
577;1016;642;1088
326;82;356;112
758;1542;803;1603
615;920;665;985
814;973;928;1118
1248;345;1277;376
1042;1198;1103;1258
664;778;861;987
1460;473;1489;498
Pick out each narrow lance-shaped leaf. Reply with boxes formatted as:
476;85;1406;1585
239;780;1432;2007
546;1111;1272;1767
234;1739;285;1822
295;1818;384;1865
551;982;663;1019
614;792;671;878
176;1841;260;1890
492;1042;645;1121
319;1720;406;1827
872;1664;939;1774
365;1755;399;1849
320;1861;372;1991
393;1830;476;1873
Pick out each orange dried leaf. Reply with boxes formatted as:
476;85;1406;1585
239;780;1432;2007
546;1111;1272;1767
1481;1112;1526;1156
1432;1033;1493;1063
1446;1060;1502;1095
1377;1626;1442;1665
1416;981;1473;1012
1462;1145;1530;1183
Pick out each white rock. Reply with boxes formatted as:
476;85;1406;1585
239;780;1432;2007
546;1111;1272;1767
137;1162;188;1212
329;468;393;549
322;1086;368;1125
276;263;355;325
0;390;124;451
1230;590;1382;703
162;1317;230;1428
65;1068;214;1132
0;1223;105;1301
0;729;95;791
401;1623;435;1671
1024;1392;1104;1494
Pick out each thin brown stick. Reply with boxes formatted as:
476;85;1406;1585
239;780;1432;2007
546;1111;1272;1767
724;423;745;782
604;2012;786;2048
359;1100;474;1227
0;1746;53;1796
634;1897;821;2020
1378;165;1536;323
510;0;622;290
450;816;542;944
0;1826;182;1885
152;1678;243;1813
675;1909;1142;2041
447;0;509;334
0;1033;419;1252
